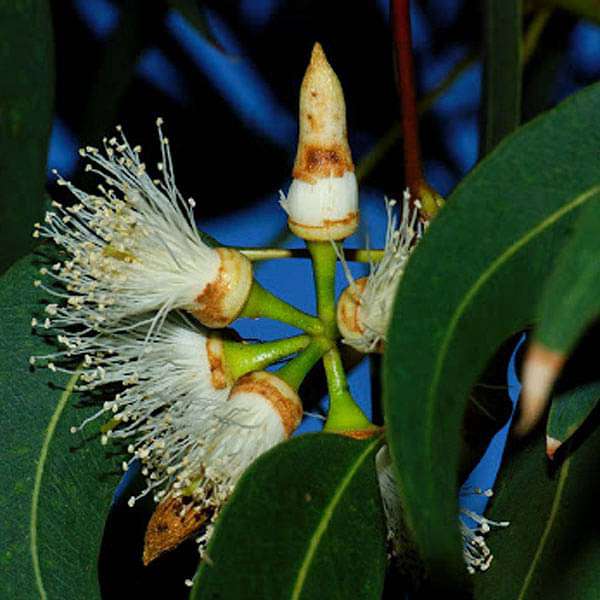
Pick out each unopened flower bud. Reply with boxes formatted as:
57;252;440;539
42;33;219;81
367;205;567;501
280;43;358;241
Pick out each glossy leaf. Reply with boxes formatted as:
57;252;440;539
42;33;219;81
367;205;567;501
0;1;54;274
474;424;600;599
546;382;600;457
383;82;600;591
534;199;600;355
0;253;121;599
481;0;522;156
192;434;387;600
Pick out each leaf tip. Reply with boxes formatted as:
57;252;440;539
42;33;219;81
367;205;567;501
546;435;561;460
514;342;565;437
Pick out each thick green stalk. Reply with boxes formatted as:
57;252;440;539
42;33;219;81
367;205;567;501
276;338;331;391
307;241;338;339
240;281;323;336
322;348;374;433
223;335;311;381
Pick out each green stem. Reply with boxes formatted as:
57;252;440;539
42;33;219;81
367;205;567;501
308;241;338;339
276;338;331;391
240;280;323;336
239;247;384;263
322;348;374;433
223;335;311;381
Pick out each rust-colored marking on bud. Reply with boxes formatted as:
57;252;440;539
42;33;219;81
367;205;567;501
206;335;230;390
191;248;252;328
337;278;367;341
293;144;353;183
143;496;210;566
233;372;302;437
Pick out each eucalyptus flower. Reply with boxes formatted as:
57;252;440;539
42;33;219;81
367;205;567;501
31;313;233;491
375;446;508;574
279;42;359;241
144;370;303;565
337;190;422;353
33;120;253;335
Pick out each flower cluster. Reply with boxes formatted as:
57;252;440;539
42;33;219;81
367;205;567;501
31;41;505;581
31;121;303;566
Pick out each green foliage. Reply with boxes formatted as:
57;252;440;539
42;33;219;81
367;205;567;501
481;0;522;156
0;254;121;599
192;434;387;600
383;82;600;591
547;382;600;450
474;425;600;599
534;199;600;355
0;1;54;274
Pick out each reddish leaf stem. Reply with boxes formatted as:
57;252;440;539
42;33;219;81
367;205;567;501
391;0;423;193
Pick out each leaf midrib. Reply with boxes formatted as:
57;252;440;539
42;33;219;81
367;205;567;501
516;456;571;600
415;185;600;557
30;371;79;600
290;438;379;600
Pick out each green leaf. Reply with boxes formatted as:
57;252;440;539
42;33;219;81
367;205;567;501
481;0;522;156
546;382;600;457
192;434;387;600
473;424;600;599
0;1;54;274
0;253;121;599
383;82;600;591
534;200;600;355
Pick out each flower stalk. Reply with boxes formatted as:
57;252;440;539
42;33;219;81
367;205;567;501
223;335;311;381
240;280;323;335
322;347;373;433
308;241;338;339
276;337;332;391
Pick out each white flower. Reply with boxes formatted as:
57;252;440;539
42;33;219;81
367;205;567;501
279;43;358;241
337;191;422;353
33;313;232;493
144;370;303;563
375;445;508;574
34;120;253;335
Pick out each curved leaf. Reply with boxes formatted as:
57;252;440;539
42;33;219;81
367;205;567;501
383;82;600;591
0;1;54;273
534;199;600;355
0;253;120;599
192;434;387;600
546;382;600;458
474;424;600;599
